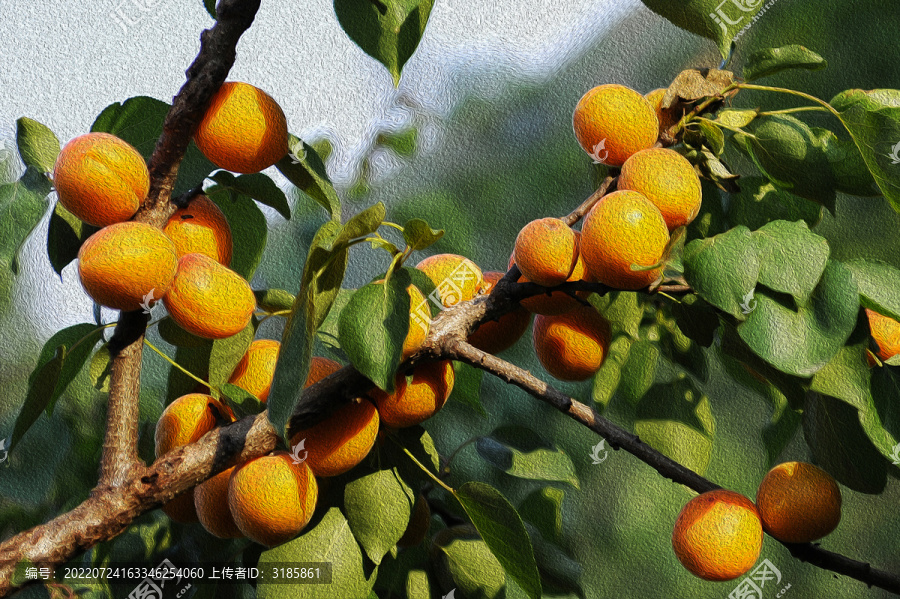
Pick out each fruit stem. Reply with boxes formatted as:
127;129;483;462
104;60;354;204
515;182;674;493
142;339;211;390
256;309;291;327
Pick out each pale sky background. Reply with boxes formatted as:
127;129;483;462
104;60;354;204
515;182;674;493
0;0;643;345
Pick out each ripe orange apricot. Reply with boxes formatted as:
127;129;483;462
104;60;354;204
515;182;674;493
511;232;592;316
865;308;900;362
580;190;670;290
52;132;149;227
618;148;702;231
573;84;659;167
372;360;455;428
228;339;280;402
163;253;256;339
645;88;681;135
78;222;178;311
290;356;378;477
532;305;611;381
305;356;342;387
513;218;579;287
755;461;842;543
163;194;233;266
228;452;318;547
467;271;532;354
155;393;235;523
290;398;379;478
416;254;483;308
194;467;243;539
194;81;289;174
672;489;763;581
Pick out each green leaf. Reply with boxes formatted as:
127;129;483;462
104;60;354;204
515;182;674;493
157;317;208;348
657;311;709;382
751;220;830;305
447;362;487;418
831;88;900;211
208;171;290;219
258;507;376;599
618;339;659;405
634;377;716;475
91;96;215;196
270;220;348;440
333;0;435;86
455;482;542;599
804;390;887;493
46;202;99;277
434;526;506;599
640;1;763;57
761;386;802;467
593;291;645;340
12;323;101;450
206;186;267;280
165;343;213;404
378;127;418;156
344;467;415;565
0;168;52;275
207;323;255;398
738;260;858;377
518;487;564;544
683;226;760;319
743;45;827;81
475;426;579;488
203;0;216;18
219;383;263;418
715;109;757;129
277;136;341;220
402;218;444;253
89;344;112;392
733;114;837;210
844;259;900;322
406;569;430;599
591;335;632;410
696;120;724;155
338;276;409;392
814;127;882;197
727;178;823;230
334;202;387;247
523;523;586;599
255;288;297;313
381;426;441;491
16;117;60;173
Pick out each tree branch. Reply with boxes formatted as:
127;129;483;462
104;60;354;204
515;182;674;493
99;0;262;485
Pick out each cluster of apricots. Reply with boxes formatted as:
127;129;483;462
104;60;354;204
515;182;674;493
672;461;842;581
57;82;287;338
153;296;455;545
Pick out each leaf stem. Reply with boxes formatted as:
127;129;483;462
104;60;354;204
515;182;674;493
757;106;829;117
397;442;455;495
67;323;117;357
734;83;842;119
143;339;210;389
381;221;404;232
694;116;748;136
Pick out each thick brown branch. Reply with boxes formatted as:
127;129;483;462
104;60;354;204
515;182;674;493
0;413;278;596
100;0;262;484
